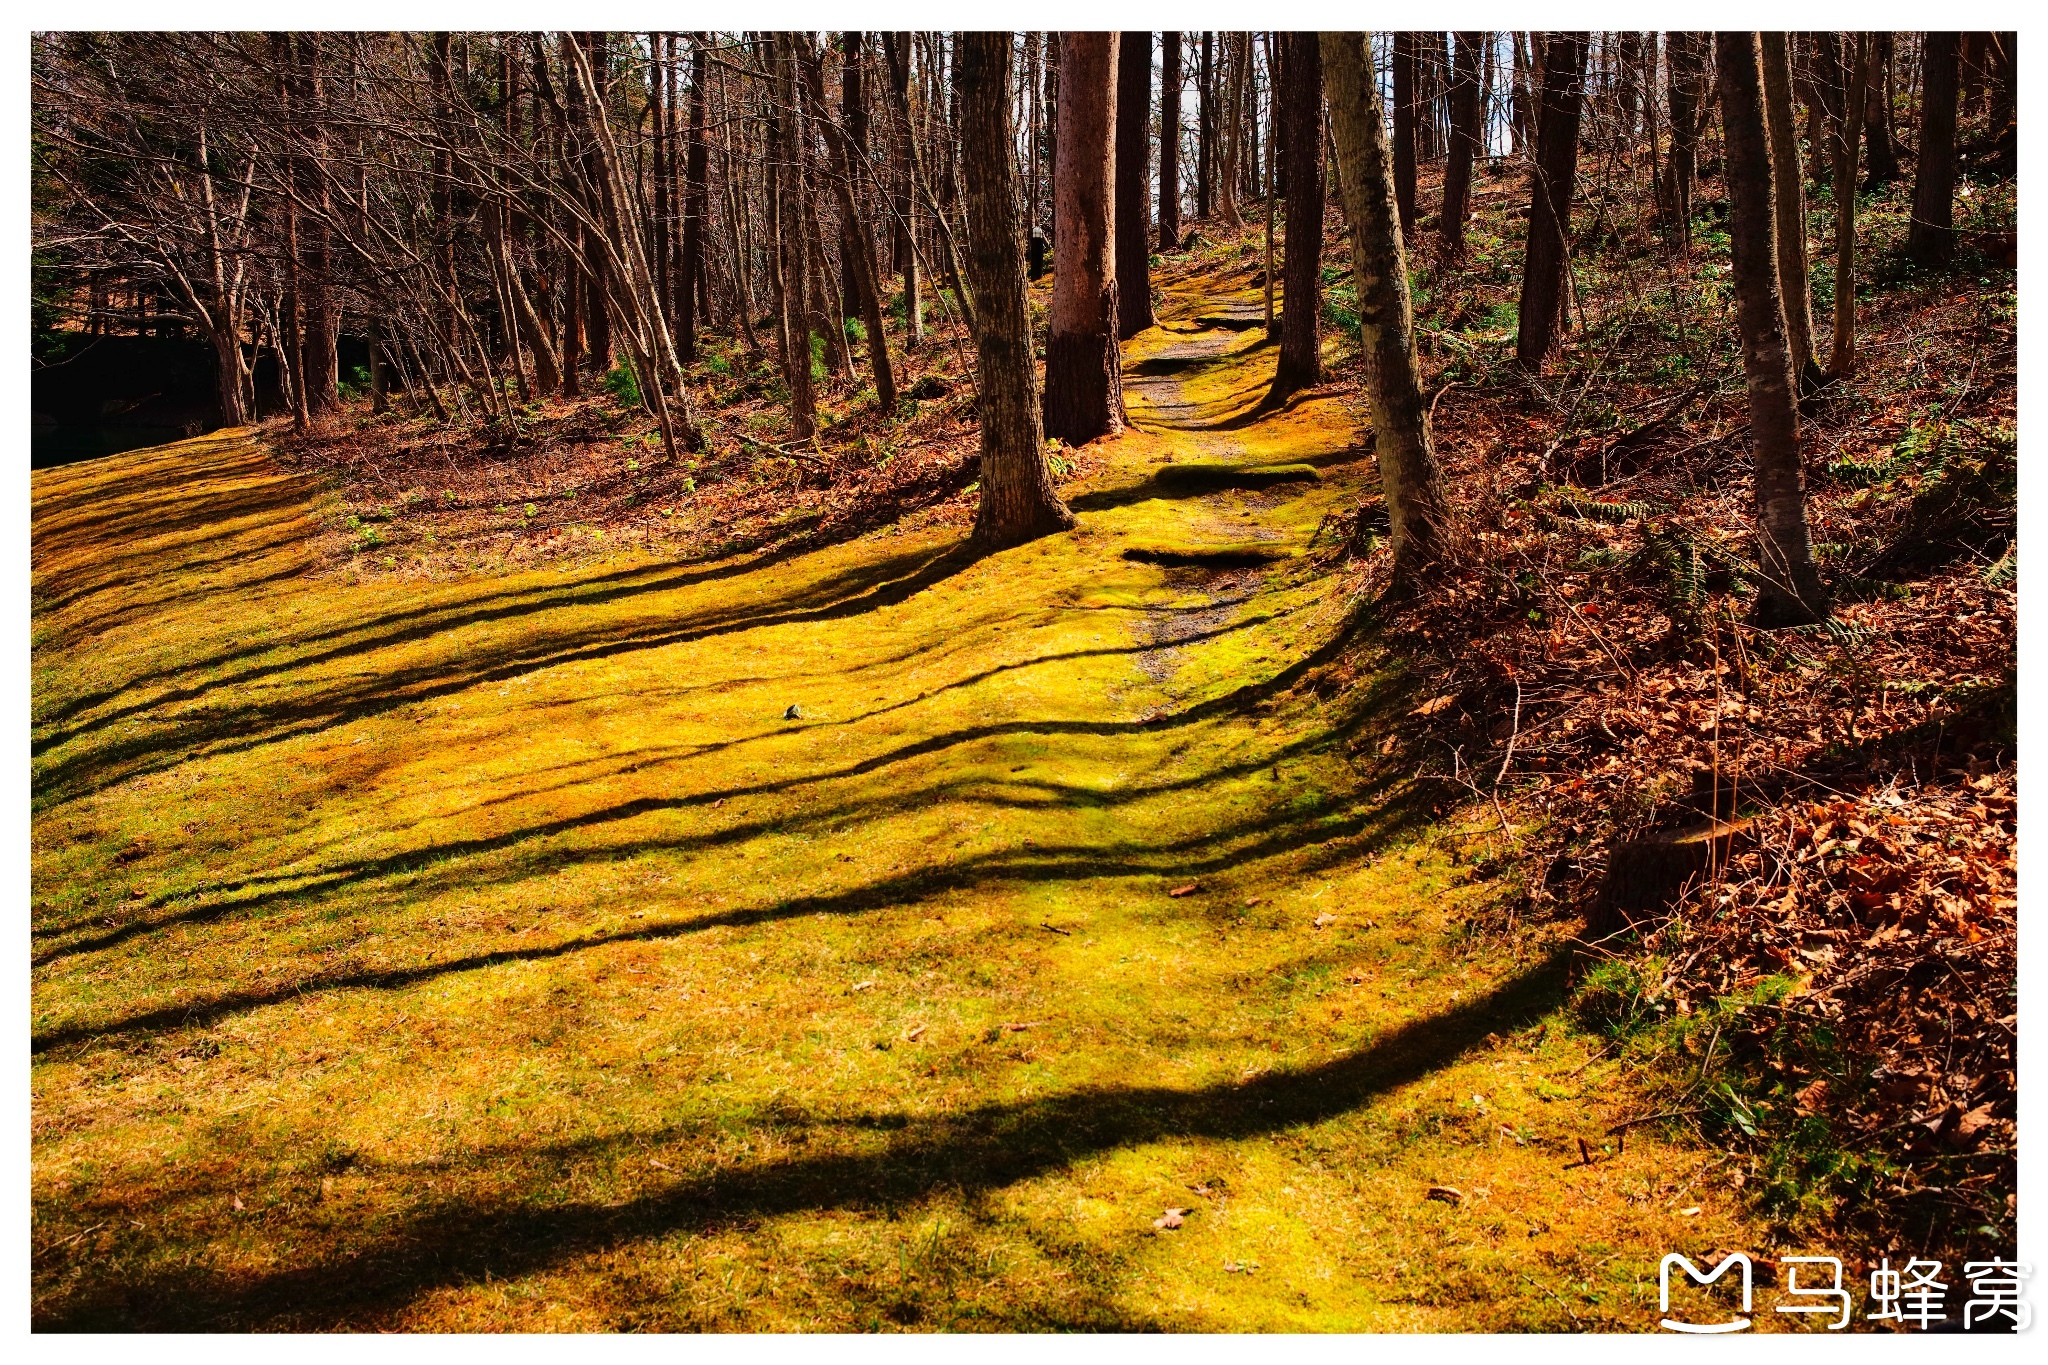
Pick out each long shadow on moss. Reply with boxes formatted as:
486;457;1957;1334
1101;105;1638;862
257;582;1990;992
32;541;992;808
33;949;1565;1330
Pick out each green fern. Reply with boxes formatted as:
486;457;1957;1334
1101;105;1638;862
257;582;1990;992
1554;496;1661;524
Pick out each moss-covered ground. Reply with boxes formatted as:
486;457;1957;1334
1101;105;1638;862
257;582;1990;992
31;269;1774;1331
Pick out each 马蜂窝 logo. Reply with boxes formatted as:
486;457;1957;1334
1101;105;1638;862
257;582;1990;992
1660;1252;1752;1333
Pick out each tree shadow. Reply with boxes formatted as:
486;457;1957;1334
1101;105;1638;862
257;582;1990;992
32;539;992;807
34;948;1567;1330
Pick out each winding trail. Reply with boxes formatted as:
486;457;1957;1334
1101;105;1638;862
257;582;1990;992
30;269;1765;1330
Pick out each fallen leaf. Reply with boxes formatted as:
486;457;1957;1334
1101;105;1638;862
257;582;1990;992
904;1023;927;1042
1379;735;1398;755
1168;882;1199;897
1678;1206;1702;1217
1153;1208;1188;1230
232;1196;245;1211
1426;1185;1464;1205
1190;1184;1215;1197
649;1158;672;1171
1948;1104;1997;1148
1313;912;1337;929
1001;1020;1043;1033
851;980;875;992
1414;694;1457;717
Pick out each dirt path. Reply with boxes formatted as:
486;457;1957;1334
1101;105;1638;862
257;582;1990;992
30;281;1768;1331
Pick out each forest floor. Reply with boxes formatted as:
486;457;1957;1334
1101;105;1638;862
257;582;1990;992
30;259;1802;1330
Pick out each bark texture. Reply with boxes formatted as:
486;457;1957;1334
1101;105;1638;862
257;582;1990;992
1716;32;1829;627
1159;31;1182;250
1114;31;1155;338
1830;34;1871;378
1516;32;1586;368
1391;33;1419;235
1043;32;1124;446
1759;32;1818;380
1440;32;1483;256
1321;30;1449;581
1908;32;1961;266
958;32;1076;550
1268;32;1325;403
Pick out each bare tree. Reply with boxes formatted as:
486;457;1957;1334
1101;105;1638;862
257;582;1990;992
1267;32;1324;405
1716;31;1828;626
1043;32;1124;445
1322;30;1448;581
957;31;1075;549
1114;31;1155;338
1516;32;1587;368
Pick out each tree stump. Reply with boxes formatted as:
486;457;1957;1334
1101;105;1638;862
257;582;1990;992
1590;819;1751;939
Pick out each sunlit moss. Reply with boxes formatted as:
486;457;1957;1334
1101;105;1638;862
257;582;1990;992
32;254;1767;1329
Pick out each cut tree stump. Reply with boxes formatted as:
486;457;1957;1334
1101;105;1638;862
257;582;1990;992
1590;819;1751;938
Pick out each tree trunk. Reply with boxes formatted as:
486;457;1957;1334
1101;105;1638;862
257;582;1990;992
1262;33;1278;335
1160;31;1183;250
801;34;898;412
957;32;1076;551
882;33;922;350
1760;32;1819;381
1115;31;1155;338
1516;32;1587;368
772;38;817;439
1197;32;1214;221
1908;32;1960;266
1861;32;1901;188
1829;33;1871;379
1043;32;1124;446
1440;32;1483;255
1511;33;1535;156
1664;32;1705;242
1216;33;1244;227
678;38;708;362
839;32;867;321
1321;31;1449;581
1716;31;1828;628
1268;32;1325;404
1392;32;1419;235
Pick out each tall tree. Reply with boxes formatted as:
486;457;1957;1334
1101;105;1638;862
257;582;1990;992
1197;32;1214;221
1215;33;1245;227
798;34;896;412
1515;32;1587;368
1663;32;1707;244
1392;32;1419;235
1159;32;1183;250
957;31;1076;550
677;36;709;363
1759;32;1818;381
1114;31;1155;337
1267;32;1325;403
882;33;922;350
1829;33;1871;379
1043;32;1124;445
1321;31;1448;580
1716;31;1829;627
1440;31;1483;255
1860;33;1901;188
1908;32;1961;266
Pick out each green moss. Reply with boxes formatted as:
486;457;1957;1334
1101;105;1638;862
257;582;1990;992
29;261;1770;1330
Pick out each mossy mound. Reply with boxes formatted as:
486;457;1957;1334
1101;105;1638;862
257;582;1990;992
1154;461;1321;494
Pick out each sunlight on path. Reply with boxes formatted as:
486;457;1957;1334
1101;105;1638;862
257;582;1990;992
30;276;1763;1330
